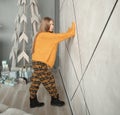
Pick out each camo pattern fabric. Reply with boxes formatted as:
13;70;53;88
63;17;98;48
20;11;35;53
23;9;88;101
29;61;58;99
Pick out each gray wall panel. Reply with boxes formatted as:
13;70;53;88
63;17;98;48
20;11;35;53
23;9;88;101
59;0;120;115
71;86;87;115
83;1;120;115
59;0;82;81
59;42;79;99
73;0;116;71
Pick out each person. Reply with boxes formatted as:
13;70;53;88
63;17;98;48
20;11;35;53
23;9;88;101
29;17;75;108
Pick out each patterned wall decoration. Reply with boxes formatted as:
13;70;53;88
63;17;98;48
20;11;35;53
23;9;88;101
9;0;41;69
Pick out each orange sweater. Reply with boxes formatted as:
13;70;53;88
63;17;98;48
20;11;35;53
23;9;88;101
32;22;75;67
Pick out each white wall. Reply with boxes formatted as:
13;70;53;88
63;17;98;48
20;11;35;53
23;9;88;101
59;0;120;115
0;0;17;66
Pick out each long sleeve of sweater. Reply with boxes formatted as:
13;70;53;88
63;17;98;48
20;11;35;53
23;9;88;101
38;22;75;43
52;22;75;43
32;22;76;67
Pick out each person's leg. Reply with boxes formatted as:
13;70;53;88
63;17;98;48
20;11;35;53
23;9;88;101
29;73;41;99
45;69;58;98
29;61;44;108
36;62;58;98
38;63;65;106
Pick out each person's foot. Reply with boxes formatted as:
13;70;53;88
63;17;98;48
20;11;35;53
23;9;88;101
51;96;65;106
30;96;44;108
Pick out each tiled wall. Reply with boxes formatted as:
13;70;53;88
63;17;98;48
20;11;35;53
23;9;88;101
59;0;120;115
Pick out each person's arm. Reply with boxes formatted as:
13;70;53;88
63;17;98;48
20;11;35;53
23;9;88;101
52;22;75;43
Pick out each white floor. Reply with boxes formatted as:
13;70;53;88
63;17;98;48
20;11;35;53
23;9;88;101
0;69;72;115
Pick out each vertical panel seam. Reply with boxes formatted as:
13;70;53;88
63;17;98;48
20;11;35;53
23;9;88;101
65;41;80;82
59;69;74;115
60;0;66;12
71;0;83;74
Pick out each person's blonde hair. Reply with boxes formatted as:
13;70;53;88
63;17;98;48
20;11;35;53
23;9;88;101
32;17;53;54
